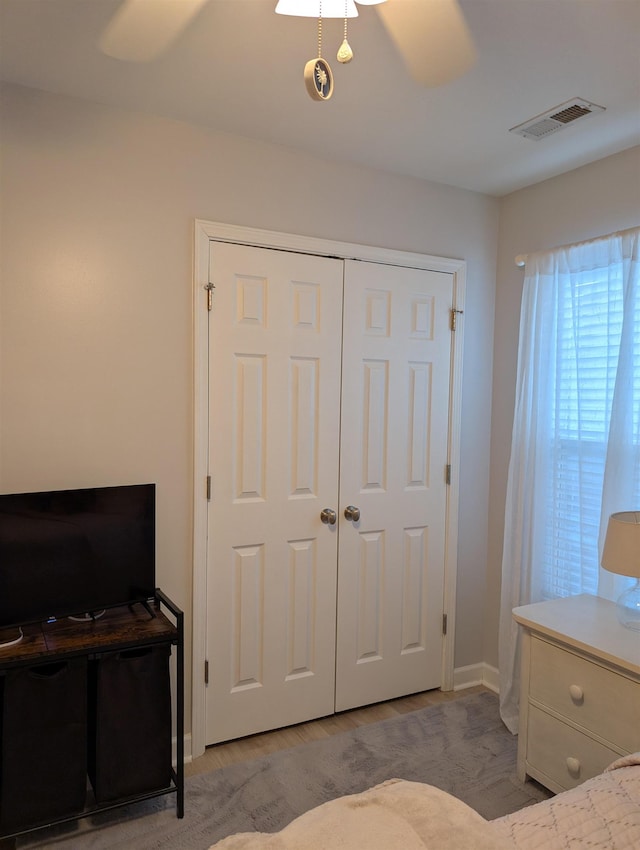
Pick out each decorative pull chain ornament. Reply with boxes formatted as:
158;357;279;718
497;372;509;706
336;40;353;63
304;2;334;100
304;57;333;100
337;0;354;64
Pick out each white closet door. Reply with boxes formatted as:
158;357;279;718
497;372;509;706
335;260;452;711
205;242;344;744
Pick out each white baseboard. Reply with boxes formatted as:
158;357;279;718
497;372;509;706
453;663;499;694
173;733;193;766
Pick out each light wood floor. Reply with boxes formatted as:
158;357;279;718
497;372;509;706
185;684;489;778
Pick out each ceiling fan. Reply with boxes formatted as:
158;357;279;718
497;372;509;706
100;0;477;91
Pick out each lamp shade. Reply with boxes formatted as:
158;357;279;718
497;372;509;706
601;511;640;578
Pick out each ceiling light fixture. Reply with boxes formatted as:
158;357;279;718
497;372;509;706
275;0;387;101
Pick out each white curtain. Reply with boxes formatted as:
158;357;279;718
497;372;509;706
499;227;640;735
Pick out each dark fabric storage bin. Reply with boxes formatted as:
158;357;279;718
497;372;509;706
88;644;172;803
0;658;88;831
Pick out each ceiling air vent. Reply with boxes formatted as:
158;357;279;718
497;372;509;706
510;98;605;141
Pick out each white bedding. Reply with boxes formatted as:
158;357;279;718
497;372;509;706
492;753;640;849
208;778;513;850
209;753;640;850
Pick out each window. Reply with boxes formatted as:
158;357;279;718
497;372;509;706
499;227;639;734
543;263;640;598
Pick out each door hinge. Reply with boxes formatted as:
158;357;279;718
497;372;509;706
446;464;451;485
204;659;209;685
205;282;215;311
442;613;448;636
451;308;464;331
206;475;212;500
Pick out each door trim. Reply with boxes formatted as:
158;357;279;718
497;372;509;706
192;219;466;759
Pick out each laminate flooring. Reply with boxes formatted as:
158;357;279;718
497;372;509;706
185;685;489;777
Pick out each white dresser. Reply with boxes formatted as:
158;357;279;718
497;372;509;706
513;594;640;794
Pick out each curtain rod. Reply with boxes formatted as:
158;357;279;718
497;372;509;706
514;226;639;270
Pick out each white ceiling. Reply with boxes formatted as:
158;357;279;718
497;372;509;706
1;0;639;196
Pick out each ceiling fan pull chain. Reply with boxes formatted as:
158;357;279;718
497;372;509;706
337;0;354;64
303;0;334;101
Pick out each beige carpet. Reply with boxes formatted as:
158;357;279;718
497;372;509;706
19;691;551;850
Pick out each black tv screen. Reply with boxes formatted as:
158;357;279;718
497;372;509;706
0;483;155;629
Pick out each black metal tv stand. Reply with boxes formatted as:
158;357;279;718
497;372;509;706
0;588;183;844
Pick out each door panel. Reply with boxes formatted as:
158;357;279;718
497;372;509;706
205;243;344;744
335;260;452;711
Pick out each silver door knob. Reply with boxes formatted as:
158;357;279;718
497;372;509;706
320;508;337;525
344;505;360;522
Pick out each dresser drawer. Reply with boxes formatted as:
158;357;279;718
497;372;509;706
529;636;640;752
526;705;620;791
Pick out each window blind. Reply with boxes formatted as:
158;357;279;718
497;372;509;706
541;263;640;598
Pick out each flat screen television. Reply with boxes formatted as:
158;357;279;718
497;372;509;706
0;483;156;630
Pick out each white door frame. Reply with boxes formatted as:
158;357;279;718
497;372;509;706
192;219;466;760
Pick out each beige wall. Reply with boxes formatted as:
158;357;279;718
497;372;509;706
485;146;640;669
0;84;500;730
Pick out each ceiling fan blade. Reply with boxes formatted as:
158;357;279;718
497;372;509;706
99;0;209;63
376;0;477;87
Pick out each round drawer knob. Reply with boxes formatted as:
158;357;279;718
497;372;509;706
568;684;584;703
566;757;581;777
